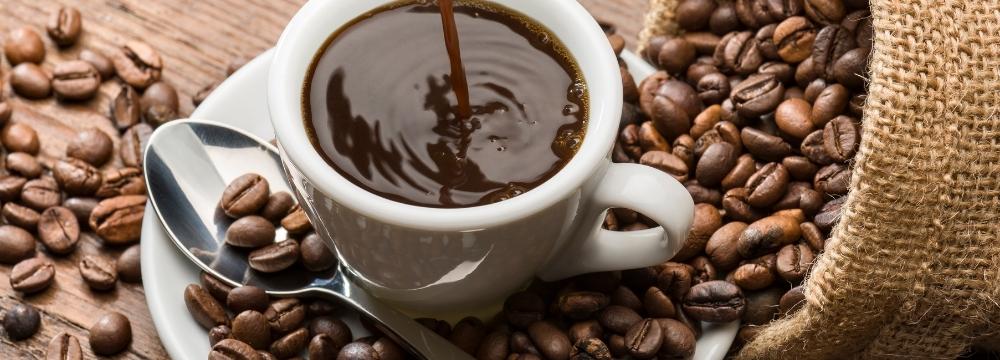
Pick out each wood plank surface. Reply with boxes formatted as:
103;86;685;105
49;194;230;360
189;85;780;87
0;0;646;358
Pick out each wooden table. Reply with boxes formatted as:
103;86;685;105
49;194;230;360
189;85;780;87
0;0;646;358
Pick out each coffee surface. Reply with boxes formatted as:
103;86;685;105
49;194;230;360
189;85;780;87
305;1;586;208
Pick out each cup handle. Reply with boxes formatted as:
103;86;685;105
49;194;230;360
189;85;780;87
538;162;694;281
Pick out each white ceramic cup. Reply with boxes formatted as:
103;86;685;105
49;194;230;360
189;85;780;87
268;0;694;313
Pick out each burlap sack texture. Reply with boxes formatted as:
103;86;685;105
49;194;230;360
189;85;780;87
642;0;1000;358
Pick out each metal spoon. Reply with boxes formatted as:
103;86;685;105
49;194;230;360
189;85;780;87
143;119;472;360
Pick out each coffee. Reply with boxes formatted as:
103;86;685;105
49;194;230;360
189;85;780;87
304;0;587;208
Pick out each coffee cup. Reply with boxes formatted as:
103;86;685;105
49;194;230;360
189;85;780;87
268;0;694;313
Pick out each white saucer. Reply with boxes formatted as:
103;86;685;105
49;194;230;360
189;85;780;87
140;50;738;360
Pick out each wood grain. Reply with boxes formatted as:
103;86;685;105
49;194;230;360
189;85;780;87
0;0;645;358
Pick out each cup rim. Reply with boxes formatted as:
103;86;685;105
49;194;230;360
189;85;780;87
268;0;622;231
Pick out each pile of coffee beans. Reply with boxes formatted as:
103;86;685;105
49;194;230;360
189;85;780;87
0;5;212;357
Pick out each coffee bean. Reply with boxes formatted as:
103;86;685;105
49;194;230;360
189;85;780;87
606;334;627;358
722;187;766;222
211;339;261;360
566;321;603;346
232;310;271;350
656;37;697;76
682;280;746;322
640;151;689;182
79;255;117;290
264;298;306;335
310;316;352;350
623;318;662;358
619;124;642;160
656;318;697;359
696;72;731;105
738;215;802;258
4;27;45;65
695;142;738;187
300;233;336;272
638;121;670;153
754;25;780;60
686;180;723;205
732;255;776;290
54;158;103;196
308;334;339;360
743;287;784;325
779;285;807;316
209;325;231;347
676;203;723;261
113;41;162;90
10;63;52;99
814;195;845;231
3;123;40;155
249;239;300;273
112;84;142;130
804;0;845;25
556;291;610;319
832;47;868;90
803;78;828;103
4;202;40;229
772;16;815;63
220;174;270;218
38;207;81;255
606;34;625;55
52;61;101;101
444;316;484;355
270;327;309;359
690;105;722;139
822;115;859;162
758;62;793;86
227;286;269;314
89;195;146;245
811;83;849;127
141;81;180;126
46;6;82;46
7;152;42;179
62;197;99;226
0;102;10;126
504;291;546;329
776;243;815;282
672;134;697;169
801;221;826;251
79;49;115;80
741;127;792;161
720;154;755;190
226;216;276;248
259;191;295;223
96;167;146;198
705;221;749;271
812;25;855;80
201;272;235;303
280;206;313;235
526;320;571;360
800;130;834;166
774;98;814;139
66;128;114;166
89;312;132;355
185;284;229;329
47;332;83;360
337;342;378;360
608;287;641;313
745;162;790;207
0;225;37;264
814;163;851;196
650;81;701;139
115;244;142;283
676;0;717;31
0;176;26;203
731;73;784;118
593;305;642;336
684;32;722;56
121;123;153;167
689;255;718;284
10;257;55;293
473;331;509;360
715;31;763;75
4;303;41;340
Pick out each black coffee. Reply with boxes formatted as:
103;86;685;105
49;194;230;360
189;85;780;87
304;0;587;208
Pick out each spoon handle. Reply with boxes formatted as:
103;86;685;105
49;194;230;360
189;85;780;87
312;271;473;360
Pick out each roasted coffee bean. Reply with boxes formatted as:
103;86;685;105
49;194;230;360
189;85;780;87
676;204;723;261
556;291;610;319
113;41;162;90
96;167;146;198
686;180;723;205
79;255;117;290
527;320;572;360
779;285;807;315
259;192;295;223
775;98;814;139
801;129;835;165
638;71;669;114
650;80;702;139
0;176;27;203
710;3;740;35
811;83;849;127
657;38;697;75
52;61;101;101
89;195;146;245
475;331;510;360
619;124;642;159
696;72;731;105
690;105;722;139
682;280;746;322
732;73;785;118
23;178;60;213
209;325;231;347
89;312;131;355
776;243;815;282
300;233;336;272
638;121;670;153
227;286;270;314
0;102;10;127
3;123;40;155
211;339;261;360
695;142;739;187
723;187;767;222
677;0;717;31
742;287;784;326
804;0;845;25
607;34;626;55
672;134;697;169
66;128;114;166
571;338;611;360
794;55;820;87
715;31;763;75
758;61;793;85
814;163;851;196
741;127;792;161
54;158;103;196
118;244;142;283
4;202;40;229
803;78;828;103
141;81;180;126
337;342;378;360
595;305;643;336
10;257;55;293
11;63;52;99
201;272;234;303
80;49;115;80
732;255;776;290
689;255;718;283
782;157;817;183
7;152;42;179
63;197;99;226
738;215;802;258
568;321;604;345
721;154;756;190
755;25;780;60
607;334;627;358
849;94;866;118
226;216;276;248
270;328;309;359
121;123;154;167
683;32;722;55
640;287;674;319
310;316;352;349
814;195;846;231
832;47;868;90
5;27;45;65
4;303;41;340
624;318;662;358
823;115;859;162
249;239;300;273
656;262;695;299
705;221;749;271
812;25;855;79
640;151;689;182
449;316;487;355
265;298;306;335
47;332;84;360
308;334;339;360
280;206;313;235
38;207;81;255
0;225;37;264
657;318;697;359
112;84;142;129
773;16;815;63
801;221;826;251
745;163;790;207
610;286;642;312
232;311;271;350
687;63;722;87
185;284;229;329
504;291;546;328
47;6;82;46
694;129;724;158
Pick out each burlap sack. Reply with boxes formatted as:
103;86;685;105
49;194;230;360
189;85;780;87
642;0;1000;358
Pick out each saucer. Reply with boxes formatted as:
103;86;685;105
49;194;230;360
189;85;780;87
141;49;739;359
